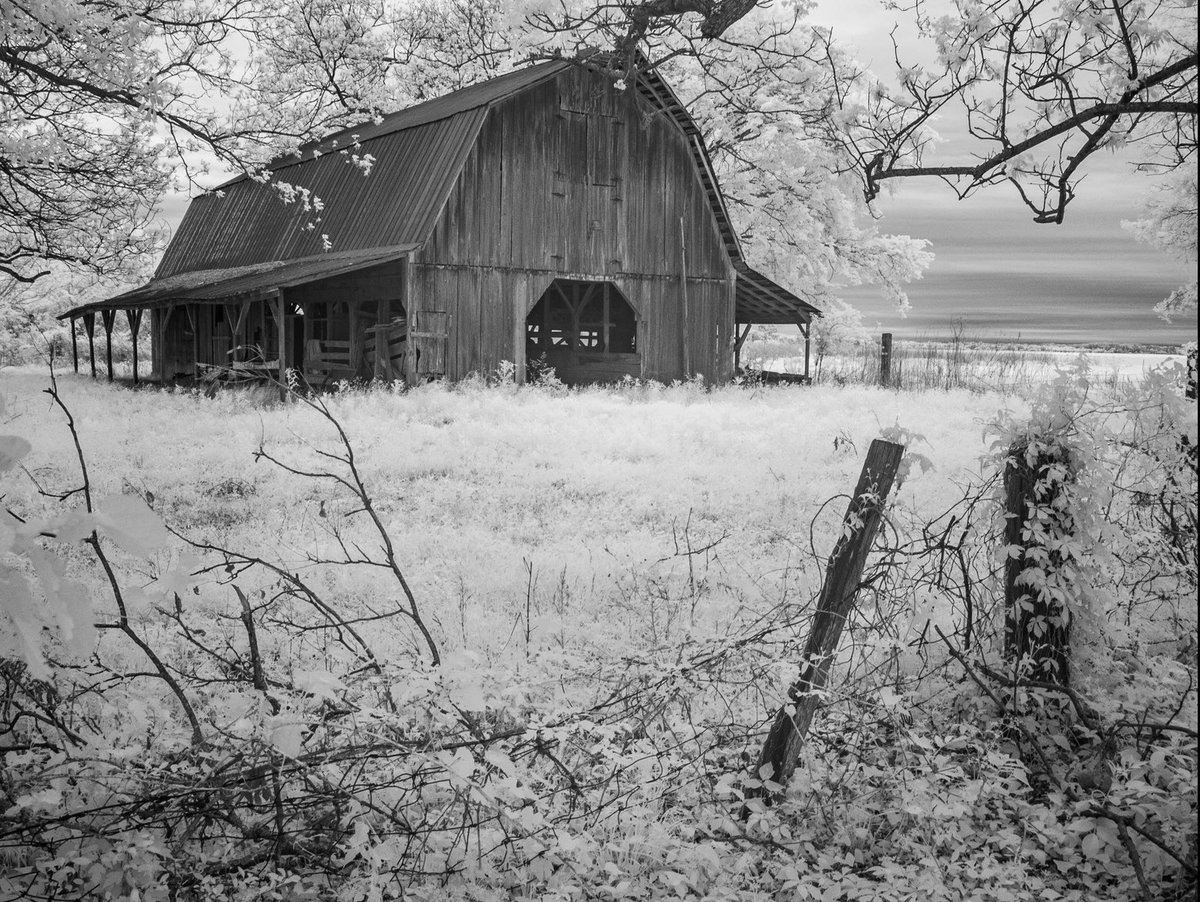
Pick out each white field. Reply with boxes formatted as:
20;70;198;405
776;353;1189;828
4;365;1032;660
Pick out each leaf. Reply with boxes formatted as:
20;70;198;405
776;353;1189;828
268;719;305;758
0;565;49;679
1081;831;1104;859
484;747;515;775
0;435;31;476
293;668;345;700
449;677;486;712
94;494;169;556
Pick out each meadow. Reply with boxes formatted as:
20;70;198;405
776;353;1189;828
1;356;1196;901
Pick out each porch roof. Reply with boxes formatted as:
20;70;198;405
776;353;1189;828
735;265;821;325
58;244;417;320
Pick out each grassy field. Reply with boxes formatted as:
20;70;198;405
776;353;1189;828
6;366;1024;651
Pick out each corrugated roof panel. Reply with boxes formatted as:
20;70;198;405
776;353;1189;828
60;245;417;319
157;109;487;278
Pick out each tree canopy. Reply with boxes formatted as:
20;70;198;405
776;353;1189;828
3;0;1195;313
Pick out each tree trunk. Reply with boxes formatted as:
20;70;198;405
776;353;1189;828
750;438;905;804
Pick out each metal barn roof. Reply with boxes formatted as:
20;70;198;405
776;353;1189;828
68;59;817;325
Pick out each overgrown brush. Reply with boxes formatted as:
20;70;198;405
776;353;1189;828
1;359;1195;900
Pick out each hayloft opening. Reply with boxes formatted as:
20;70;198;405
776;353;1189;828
526;279;640;384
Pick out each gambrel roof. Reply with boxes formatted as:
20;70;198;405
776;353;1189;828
64;60;817;324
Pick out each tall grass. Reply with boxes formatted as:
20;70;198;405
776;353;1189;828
820;338;1060;391
750;330;1174;393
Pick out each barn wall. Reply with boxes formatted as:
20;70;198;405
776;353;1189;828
409;264;550;377
153;305;196;379
414;65;736;382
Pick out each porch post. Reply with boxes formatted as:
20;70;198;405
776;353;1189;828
733;322;752;372
83;312;96;378
125;308;143;384
404;260;417;385
158;304;177;383
184;304;198;376
270;291;288;399
228;301;251;362
800;320;811;381
100;309;116;381
70;317;79;373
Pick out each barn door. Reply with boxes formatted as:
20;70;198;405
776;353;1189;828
410;311;451;378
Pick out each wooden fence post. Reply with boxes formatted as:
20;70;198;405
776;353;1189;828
1187;345;1196;400
750;438;905;803
880;332;893;387
1004;441;1073;684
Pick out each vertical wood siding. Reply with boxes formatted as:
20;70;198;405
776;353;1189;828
414;66;735;382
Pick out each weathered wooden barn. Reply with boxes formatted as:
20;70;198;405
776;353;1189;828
61;60;818;386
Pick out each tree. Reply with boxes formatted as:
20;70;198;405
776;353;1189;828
0;0;402;285
843;0;1197;225
3;0;933;316
1123;165;1198;318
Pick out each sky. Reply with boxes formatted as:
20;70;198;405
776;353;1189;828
808;0;1198;348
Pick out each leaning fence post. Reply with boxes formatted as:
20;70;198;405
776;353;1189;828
1004;440;1074;685
880;332;893;387
749;438;905;804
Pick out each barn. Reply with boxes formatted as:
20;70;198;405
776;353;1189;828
60;59;818;387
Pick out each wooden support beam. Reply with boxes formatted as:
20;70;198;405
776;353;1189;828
100;308;116;382
125;309;143;384
733;322;752;372
158;304;178;383
83;311;96;378
799;321;811;382
270;291;288;400
70;317;79;373
750;439;906;804
184;304;199;376
226;301;251;362
404;263;417;386
679;217;690;378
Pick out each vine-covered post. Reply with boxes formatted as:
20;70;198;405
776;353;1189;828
750;438;905;804
1187;344;1196;400
880;332;893;386
1004;440;1075;685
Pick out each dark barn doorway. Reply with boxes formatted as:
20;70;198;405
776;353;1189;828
526;279;640;384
